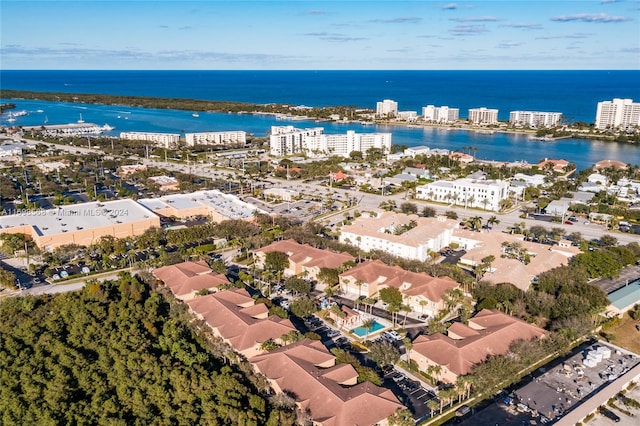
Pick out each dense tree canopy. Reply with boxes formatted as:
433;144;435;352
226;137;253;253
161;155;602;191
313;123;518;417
0;275;293;425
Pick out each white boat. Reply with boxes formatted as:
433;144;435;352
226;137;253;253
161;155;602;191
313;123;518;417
13;110;27;117
44;116;48;124
36;109;44;113
7;113;16;123
77;113;85;123
192;112;200;118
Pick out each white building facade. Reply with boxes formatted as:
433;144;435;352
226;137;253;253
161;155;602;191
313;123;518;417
509;111;562;128
268;125;324;156
416;178;510;211
339;212;458;262
270;127;392;158
595;98;640;130
120;132;180;148
376;99;398;117
306;131;392;158
422;105;460;123
185;131;247;146
468;107;499;125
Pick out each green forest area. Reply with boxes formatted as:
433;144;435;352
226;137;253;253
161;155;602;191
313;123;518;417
0;274;294;426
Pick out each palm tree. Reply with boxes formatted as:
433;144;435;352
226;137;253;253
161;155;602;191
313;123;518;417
486;215;499;230
403;337;413;364
419;299;428;316
427;399;439;417
355;279;364;297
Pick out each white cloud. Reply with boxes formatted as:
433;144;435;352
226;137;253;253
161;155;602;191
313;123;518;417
551;13;632;23
441;3;458;10
450;25;489;35
450;16;499;22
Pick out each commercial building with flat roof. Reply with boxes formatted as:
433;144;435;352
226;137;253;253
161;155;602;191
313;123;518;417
137;189;265;221
0;199;160;251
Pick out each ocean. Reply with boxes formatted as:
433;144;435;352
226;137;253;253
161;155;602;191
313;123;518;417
1;70;639;170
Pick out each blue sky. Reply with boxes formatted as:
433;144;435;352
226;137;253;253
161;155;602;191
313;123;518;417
1;0;639;70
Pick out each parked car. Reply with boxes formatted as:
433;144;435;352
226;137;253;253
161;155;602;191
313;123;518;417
455;405;471;417
599;407;620;422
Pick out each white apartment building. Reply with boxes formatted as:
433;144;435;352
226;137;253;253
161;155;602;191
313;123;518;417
120;132;180;148
0;143;23;158
416;177;510;211
468;107;499;125
304;130;392;158
595;98;640;130
376;99;398;117
268;125;324;156
339;211;459;262
509;111;562;128
397;111;419;121
185;131;246;146
422;105;460;123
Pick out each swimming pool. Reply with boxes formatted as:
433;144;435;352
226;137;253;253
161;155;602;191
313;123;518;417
351;321;385;337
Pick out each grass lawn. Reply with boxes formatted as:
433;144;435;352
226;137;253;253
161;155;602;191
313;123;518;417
603;312;640;354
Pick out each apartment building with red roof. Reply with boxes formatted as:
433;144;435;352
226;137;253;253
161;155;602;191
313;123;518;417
254;239;354;283
187;288;296;358
251;339;404;425
153;260;230;301
339;260;459;317
410;309;547;383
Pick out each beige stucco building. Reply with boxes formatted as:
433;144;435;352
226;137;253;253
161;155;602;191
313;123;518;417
0;199;160;251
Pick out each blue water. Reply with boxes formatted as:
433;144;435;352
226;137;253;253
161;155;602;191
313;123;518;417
1;70;639;170
352;321;385;337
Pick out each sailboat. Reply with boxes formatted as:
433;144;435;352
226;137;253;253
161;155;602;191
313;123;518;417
44;116;49;124
77;113;85;123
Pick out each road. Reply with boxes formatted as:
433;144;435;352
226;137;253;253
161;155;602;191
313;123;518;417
20;137;105;155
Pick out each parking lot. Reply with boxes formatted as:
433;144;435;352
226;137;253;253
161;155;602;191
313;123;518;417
382;367;437;421
588;383;640;426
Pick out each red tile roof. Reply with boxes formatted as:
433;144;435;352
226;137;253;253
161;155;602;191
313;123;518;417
153;261;230;298
251;339;403;425
340;260;458;302
412;309;546;378
186;289;296;354
256;239;354;270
